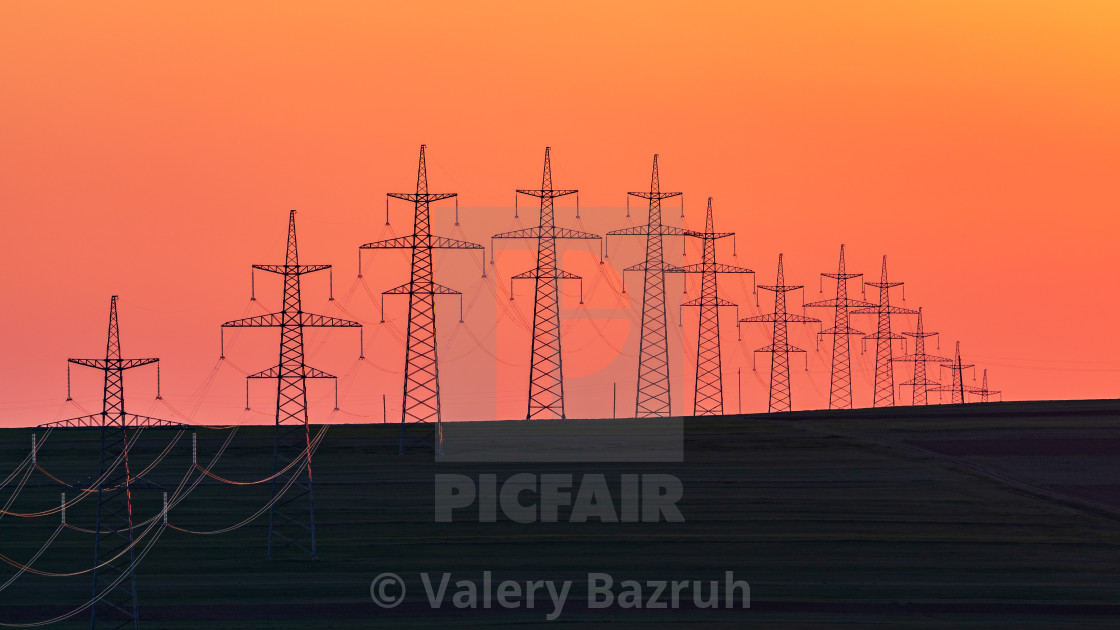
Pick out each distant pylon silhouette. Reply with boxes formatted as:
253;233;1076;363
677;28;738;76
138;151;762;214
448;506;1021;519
670;198;752;415
492;147;601;419
805;245;875;409
935;341;975;404
360;145;484;453
221;210;360;559
969;369;1001;402
741;254;819;412
852;256;916;407
605;155;687;417
40;296;186;630
894;307;949;405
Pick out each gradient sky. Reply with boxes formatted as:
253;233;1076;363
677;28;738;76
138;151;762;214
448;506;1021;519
1;1;1117;427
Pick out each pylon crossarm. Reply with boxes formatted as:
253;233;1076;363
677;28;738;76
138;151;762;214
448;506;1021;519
492;226;543;240
852;305;918;315
223;313;284;328
607;225;652;237
804;297;876;308
681;296;736;307
252;264;330;275
382;281;461;295
299;312;361;327
894;353;951;363
68;357;158;370
388;192;456;203
551;227;601;241
124;414;190;429
628;190;682;200
755;344;808;353
360;235;416;249
673;263;753;274
516;188;577;199
511;269;581;281
39;413;102;428
429;236;484;250
819;325;866;336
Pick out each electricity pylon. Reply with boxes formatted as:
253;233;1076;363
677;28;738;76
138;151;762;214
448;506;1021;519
935;341;975;404
741;254;819;412
605;154;688;417
969;369;1001;402
221;210;360;560
852;256;916;407
492;147;601;419
359;145;484;454
40;295;186;630
670;198;752;415
805;245;875;409
894;307;949;405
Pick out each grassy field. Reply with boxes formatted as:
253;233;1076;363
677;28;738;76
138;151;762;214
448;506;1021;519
1;399;1119;628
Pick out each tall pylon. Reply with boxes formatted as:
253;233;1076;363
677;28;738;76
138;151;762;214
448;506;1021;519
970;369;1001;402
359;145;484;454
670;198;752;415
40;296;186;630
492;147;601;419
741;254;819;412
935;341;975;404
221;210;360;560
894;307;949;405
805;245;875;409
852;256;916;407
605;155;687;417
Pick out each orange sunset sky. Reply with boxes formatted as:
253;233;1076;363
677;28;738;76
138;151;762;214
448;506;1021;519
1;2;1117;427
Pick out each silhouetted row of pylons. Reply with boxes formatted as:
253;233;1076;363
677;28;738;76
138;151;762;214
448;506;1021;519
8;146;1002;628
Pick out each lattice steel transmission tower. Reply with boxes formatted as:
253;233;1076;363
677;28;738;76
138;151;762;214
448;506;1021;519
605;154;688;417
360;145;483;454
894;307;949;405
970;369;1001;402
935;341;975;404
222;210;360;559
805;245;875;409
40;295;185;629
492;147;600;419
741;254;819;412
852;256;916;407
670;198;752;415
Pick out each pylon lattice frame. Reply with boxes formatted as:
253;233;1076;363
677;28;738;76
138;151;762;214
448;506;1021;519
360;145;484;453
852;256;916;407
605;154;688;417
492;147;601;420
969;368;1001;402
805;245;876;409
669;198;752;415
741;254;819;412
894;307;950;405
222;210;360;559
40;296;186;630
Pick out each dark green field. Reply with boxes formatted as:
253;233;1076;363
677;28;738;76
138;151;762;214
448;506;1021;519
2;399;1119;628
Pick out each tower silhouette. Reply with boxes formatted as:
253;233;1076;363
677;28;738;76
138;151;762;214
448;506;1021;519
741;254;819;412
670;198;752;415
605;155;687;417
40;296;185;629
894;307;949;405
359;145;483;453
805;245;875;409
491;147;601;419
970;368;1001;402
221;210;360;559
852;256;916;407
936;341;975;404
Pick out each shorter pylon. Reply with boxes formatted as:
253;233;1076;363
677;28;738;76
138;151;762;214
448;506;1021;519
969;369;1001;402
670;198;752;415
740;254;819;412
894;307;949;405
852;256;916;407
